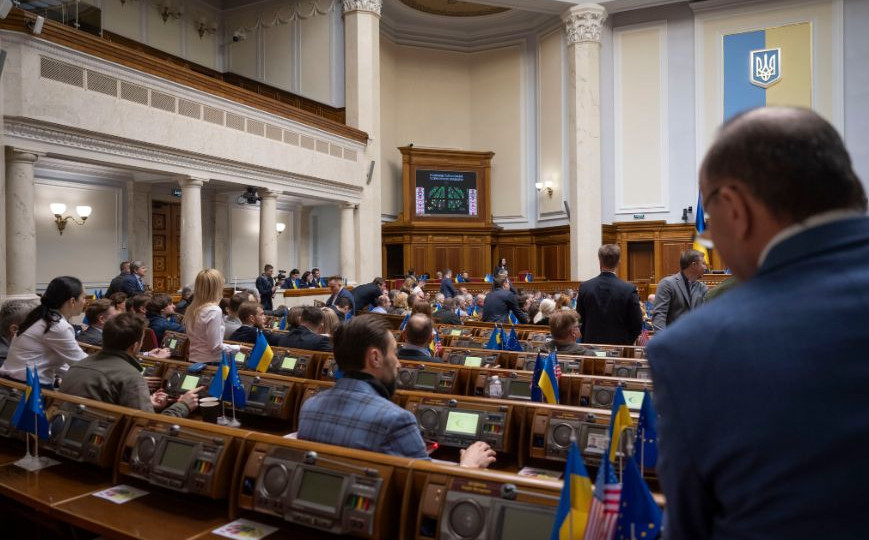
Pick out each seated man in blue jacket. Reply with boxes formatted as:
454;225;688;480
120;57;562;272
278;306;332;352
297;315;494;466
227;302;281;346
145;293;184;343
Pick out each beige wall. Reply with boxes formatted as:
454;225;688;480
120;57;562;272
263;18;295;91
35;180;122;288
101;0;141;40
299;13;332;101
379;39;523;221
538;29;564;217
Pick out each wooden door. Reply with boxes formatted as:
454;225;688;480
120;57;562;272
627;241;655;282
152;202;182;293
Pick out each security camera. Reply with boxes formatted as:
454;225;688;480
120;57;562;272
232;30;246;42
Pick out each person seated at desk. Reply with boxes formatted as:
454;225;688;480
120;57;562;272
0;298;39;367
545;311;598;356
433;298;462;325
61;313;201;417
397;314;440;362
298;316;494;467
369;294;390;314
77;299;118;347
0;276;88;386
329;296;353;323
228;302;281;346
278;306;332;352
145;293;185;343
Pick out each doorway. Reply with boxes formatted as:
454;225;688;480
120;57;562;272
152;201;181;293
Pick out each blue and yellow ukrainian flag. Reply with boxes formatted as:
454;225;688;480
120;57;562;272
550;441;593;540
247;331;274;373
13;366;50;439
484;273;493;283
723;23;812;120
693;192;708;261
608;387;632;463
539;352;560;405
209;353;230;398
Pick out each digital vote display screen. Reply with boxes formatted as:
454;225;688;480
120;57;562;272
415;371;439;390
296;469;344;513
499;506;556;540
66;417;91;445
234;352;247;365
180;375;200;391
249;385;271;404
281;357;298;370
508;382;532;400
463;356;483;367
0;400;17;424
159;440;195;473
444;411;480;436
622;390;645;411
414;170;478;216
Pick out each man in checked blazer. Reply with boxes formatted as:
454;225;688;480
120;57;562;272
652;249;708;331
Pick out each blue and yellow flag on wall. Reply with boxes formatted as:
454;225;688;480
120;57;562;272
723;22;812;120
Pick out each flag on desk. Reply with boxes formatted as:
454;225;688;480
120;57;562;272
531;352;543;402
484;273;494;283
614;457;662;540
506;326;523;352
634;390;657;469
278;313;287;331
96;289;103;299
524;273;533;283
429;329;442;356
484;327;502;350
539;352;560;405
210;352;247;406
509;311;519;325
550;441;593;540
608;387;633;464
399;312;411;331
13;366;50;439
247;330;274;373
583;453;622;540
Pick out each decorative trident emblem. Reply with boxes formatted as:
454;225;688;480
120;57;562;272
749;48;782;88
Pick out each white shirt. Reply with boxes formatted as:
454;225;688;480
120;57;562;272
0;314;87;385
187;305;239;365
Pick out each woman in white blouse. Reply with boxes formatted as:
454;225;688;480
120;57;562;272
1;276;88;386
183;269;239;365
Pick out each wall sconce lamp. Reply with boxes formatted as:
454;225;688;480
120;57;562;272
50;203;91;235
158;3;183;23
535;180;554;198
195;18;217;38
275;222;286;235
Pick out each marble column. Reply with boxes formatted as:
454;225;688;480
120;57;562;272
297;206;311;271
179;177;207;288
212;193;230;279
563;4;607;280
5;148;40;298
127;181;153;287
339;202;356;282
258;189;279;272
0;146;6;298
343;0;381;282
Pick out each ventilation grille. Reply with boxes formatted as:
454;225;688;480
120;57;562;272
38;55;359;161
41;57;84;87
86;70;118;96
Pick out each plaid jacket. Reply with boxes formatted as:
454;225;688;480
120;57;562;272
297;377;428;459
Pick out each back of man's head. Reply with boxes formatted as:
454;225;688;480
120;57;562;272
299;306;324;329
334;297;352;311
237;302;260;324
598;244;621;269
494;276;507;289
229;292;250;315
103;313;145;351
145;294;172;316
372;277;384;287
130;294;150;313
1;299;38;339
333;315;391;371
702;107;866;224
405;314;432;347
549;310;579;341
86;299;114;326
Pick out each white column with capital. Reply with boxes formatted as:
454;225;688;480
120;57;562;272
563;4;607;280
179;177;207;288
340;202;356;282
5;148;40;298
259;189;279;272
344;0;381;282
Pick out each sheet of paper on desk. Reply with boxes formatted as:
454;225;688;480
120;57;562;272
92;485;149;504
212;519;279;540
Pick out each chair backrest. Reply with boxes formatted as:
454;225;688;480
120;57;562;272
141;328;159;351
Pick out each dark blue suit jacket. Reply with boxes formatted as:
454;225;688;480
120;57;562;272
326;288;355;315
440;278;458;298
227;325;281;347
482;288;528;324
648;216;869;540
146;314;184;343
119;273;145;296
578;272;643;345
277;326;332;352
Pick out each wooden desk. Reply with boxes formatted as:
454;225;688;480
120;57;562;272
0;461;113;512
54;480;229;540
188;511;325;540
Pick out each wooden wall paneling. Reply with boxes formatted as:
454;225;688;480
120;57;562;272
465;243;487;276
627;241;654;282
660;241;691;278
152;201;181;293
411;244;427;275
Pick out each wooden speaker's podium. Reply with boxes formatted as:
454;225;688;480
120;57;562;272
382;146;500;278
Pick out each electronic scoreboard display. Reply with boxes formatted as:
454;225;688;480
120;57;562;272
414;170;478;216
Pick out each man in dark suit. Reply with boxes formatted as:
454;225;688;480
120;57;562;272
577;244;643;345
652;249;708;331
105;261;130;297
482;276;528;324
325;276;355;317
255;265;278;311
433;298;462;325
119;260;147;297
648;107;869;540
397;314;438;361
76;299;117;347
352;277;386;312
228;302;281;346
278;306;332;352
439;269;458;299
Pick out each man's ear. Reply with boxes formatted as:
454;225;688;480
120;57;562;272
366;346;382;370
719;185;753;241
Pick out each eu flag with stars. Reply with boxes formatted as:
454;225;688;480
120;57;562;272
614;457;662;540
506;327;523;352
531;352;543;402
633;390;657;469
13;366;50;439
278;313;287;330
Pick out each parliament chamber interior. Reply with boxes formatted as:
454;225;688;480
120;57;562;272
0;0;866;539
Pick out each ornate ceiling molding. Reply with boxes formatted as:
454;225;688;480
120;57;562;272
562;3;608;44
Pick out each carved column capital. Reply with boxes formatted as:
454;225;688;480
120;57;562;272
259;189;280;201
342;0;382;16
562;4;607;44
178;176;208;189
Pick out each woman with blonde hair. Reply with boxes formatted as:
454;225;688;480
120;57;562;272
393;292;410;315
320;307;340;336
183;269;239;364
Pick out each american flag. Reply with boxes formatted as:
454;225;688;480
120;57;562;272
552;351;562;379
583;456;622;540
